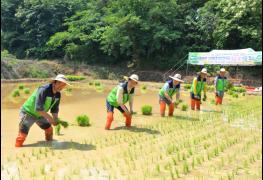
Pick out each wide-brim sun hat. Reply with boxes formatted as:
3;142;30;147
50;74;71;86
169;73;184;83
128;74;139;82
220;68;226;72
200;68;208;74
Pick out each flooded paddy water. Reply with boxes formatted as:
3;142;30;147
1;80;262;179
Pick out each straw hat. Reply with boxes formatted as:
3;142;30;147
200;68;208;74
169;74;184;83
128;74;139;82
50;74;71;86
220;68;226;72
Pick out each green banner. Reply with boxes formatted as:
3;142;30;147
188;50;262;66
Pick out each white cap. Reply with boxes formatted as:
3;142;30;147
50;74;70;86
129;74;139;82
169;74;184;83
200;68;208;74
220;68;226;72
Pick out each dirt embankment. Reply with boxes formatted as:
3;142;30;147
1;58;262;86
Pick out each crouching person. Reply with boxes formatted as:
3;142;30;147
159;74;184;117
15;74;70;147
105;74;139;130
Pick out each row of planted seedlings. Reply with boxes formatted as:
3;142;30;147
104;112;258;179
72;113;217;178
210;132;262;180
85;114;228;178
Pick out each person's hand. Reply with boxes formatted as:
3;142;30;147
49;117;58;126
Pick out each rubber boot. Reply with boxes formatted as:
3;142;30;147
45;126;53;141
123;112;132;127
160;101;166;117
15;132;27;147
168;103;175;116
215;96;219;105
196;100;201;111
105;112;114;130
219;97;223;105
191;99;195;110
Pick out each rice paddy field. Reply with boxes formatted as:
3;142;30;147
1;80;262;180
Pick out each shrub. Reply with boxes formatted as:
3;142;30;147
179;99;183;103
141;105;152;115
181;104;188;111
242;92;245;96
66;75;85;81
76;115;90;126
18;84;24;90
24;88;30;94
12;89;20;97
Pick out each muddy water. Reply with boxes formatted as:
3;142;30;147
2;82;174;156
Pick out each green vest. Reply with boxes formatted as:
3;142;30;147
216;77;227;91
190;77;206;95
22;89;58;119
107;82;134;107
159;80;180;98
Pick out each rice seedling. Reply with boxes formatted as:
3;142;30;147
23;88;30;94
18;84;24;90
183;161;190;174
76;115;91;126
12;89;20;97
181;104;188;111
141;105;152;115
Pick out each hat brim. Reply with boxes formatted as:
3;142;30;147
129;78;139;83
50;78;71;86
169;76;184;83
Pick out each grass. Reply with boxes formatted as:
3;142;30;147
66;75;86;81
141;105;152;115
76;115;91;126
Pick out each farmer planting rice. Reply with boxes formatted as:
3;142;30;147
15;74;70;147
190;68;208;111
105;74;139;130
159;74;184;117
214;68;228;105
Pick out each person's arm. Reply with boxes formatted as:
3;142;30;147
51;97;60;121
35;88;57;126
163;83;173;102
116;87;130;114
